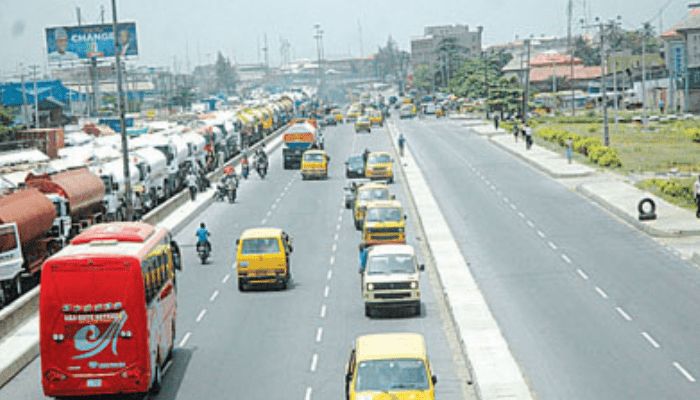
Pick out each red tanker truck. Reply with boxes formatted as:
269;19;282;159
0;168;105;306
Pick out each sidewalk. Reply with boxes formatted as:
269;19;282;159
489;133;595;178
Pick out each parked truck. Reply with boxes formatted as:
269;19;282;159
25;168;105;238
282;119;319;169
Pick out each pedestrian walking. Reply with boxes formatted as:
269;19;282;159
659;99;665;114
694;175;700;218
566;137;573;164
494;115;500;130
524;123;533;150
513;122;520;142
132;192;143;221
398;133;406;157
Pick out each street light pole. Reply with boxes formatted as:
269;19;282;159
522;38;532;122
314;24;323;96
111;0;133;221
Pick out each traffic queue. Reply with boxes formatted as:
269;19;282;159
33;99;438;399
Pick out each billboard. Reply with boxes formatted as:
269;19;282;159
46;22;138;64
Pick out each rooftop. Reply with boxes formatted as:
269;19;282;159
356;333;427;361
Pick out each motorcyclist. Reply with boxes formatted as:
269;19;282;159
255;149;268;173
196;222;211;253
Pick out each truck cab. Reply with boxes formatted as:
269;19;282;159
300;150;330;180
365;152;394;183
361;200;406;248
353;183;392;230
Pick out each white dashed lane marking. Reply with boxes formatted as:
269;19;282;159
548;241;558;250
616;307;632;321
320;304;327;318
315;327;324;343
222;274;230;284
673;362;696;382
324;286;330;298
595;286;609;299
305;387;312;400
641;332;660;349
196;309;207;323
537;230;546;238
209;290;219;302
561;254;572;264
179;332;192;347
310;353;318;372
327;270;333;280
576;269;589;280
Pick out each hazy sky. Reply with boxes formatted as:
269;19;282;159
0;0;689;76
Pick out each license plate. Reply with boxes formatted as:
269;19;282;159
86;379;102;388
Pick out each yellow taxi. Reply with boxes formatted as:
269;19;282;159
365;151;394;183
369;110;384;127
345;333;437;400
353;182;392;230
235;228;293;290
300;149;330;180
361;200;406;248
346;105;362;122
332;109;344;123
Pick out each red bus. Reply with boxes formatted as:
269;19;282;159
40;222;182;397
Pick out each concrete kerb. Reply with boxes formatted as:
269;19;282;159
575;184;700;238
0;127;286;389
488;134;594;179
387;121;533;400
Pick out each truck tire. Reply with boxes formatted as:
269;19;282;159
365;304;372;318
238;279;246;292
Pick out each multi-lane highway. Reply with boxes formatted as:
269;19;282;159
399;117;700;400
0;119;472;399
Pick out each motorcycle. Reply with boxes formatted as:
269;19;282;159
256;160;268;179
215;183;228;202
197;242;210;264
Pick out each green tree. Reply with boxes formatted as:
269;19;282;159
447;56;523;115
412;64;435;93
215;52;238;95
435;37;465;88
0;105;15;140
574;36;601;66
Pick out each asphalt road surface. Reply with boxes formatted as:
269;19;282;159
0;120;470;399
398;117;700;400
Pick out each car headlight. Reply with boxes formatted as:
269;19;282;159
397;227;404;233
238;261;248;268
410;281;418;289
367;283;374;291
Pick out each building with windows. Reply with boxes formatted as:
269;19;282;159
410;24;483;70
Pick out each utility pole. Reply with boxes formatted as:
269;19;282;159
314;24;324;94
19;65;30;126
522;38;532;122
111;0;133;222
29;65;40;128
641;27;648;124
568;0;575;115
484;52;490;119
76;7;82;26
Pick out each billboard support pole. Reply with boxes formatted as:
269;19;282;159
111;0;133;222
91;58;99;117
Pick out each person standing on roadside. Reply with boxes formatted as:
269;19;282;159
398;132;406;157
524;122;533;150
694;175;700;218
566;137;573;164
513;121;520;142
494;114;500;130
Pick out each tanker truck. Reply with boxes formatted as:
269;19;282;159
0;189;60;306
282;119;319;169
25;168;106;237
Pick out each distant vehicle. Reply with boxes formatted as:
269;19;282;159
355;116;371;133
353;182;392;230
365;151;394;183
345;155;365;179
331;109;344;123
388;96;398;105
345;333;437;400
282;118;319;169
322;114;337;126
361;199;406;249
424;103;437;115
301;149;330;180
236;228;293;291
362;244;424;317
40;222;181;398
369;110;384;127
399;104;416;119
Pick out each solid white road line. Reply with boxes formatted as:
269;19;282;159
324;286;330;298
615;307;632;321
320;304;327;318
576;269;589;280
179;332;192;347
327;270;333;280
209;290;219;302
561;254;572;264
196;309;207;323
222;273;231;284
305;387;312;400
310;353;318;372
537;230;546;238
673;362;697;382
316;327;323;343
595;286;609;299
641;332;660;349
548;241;558;250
